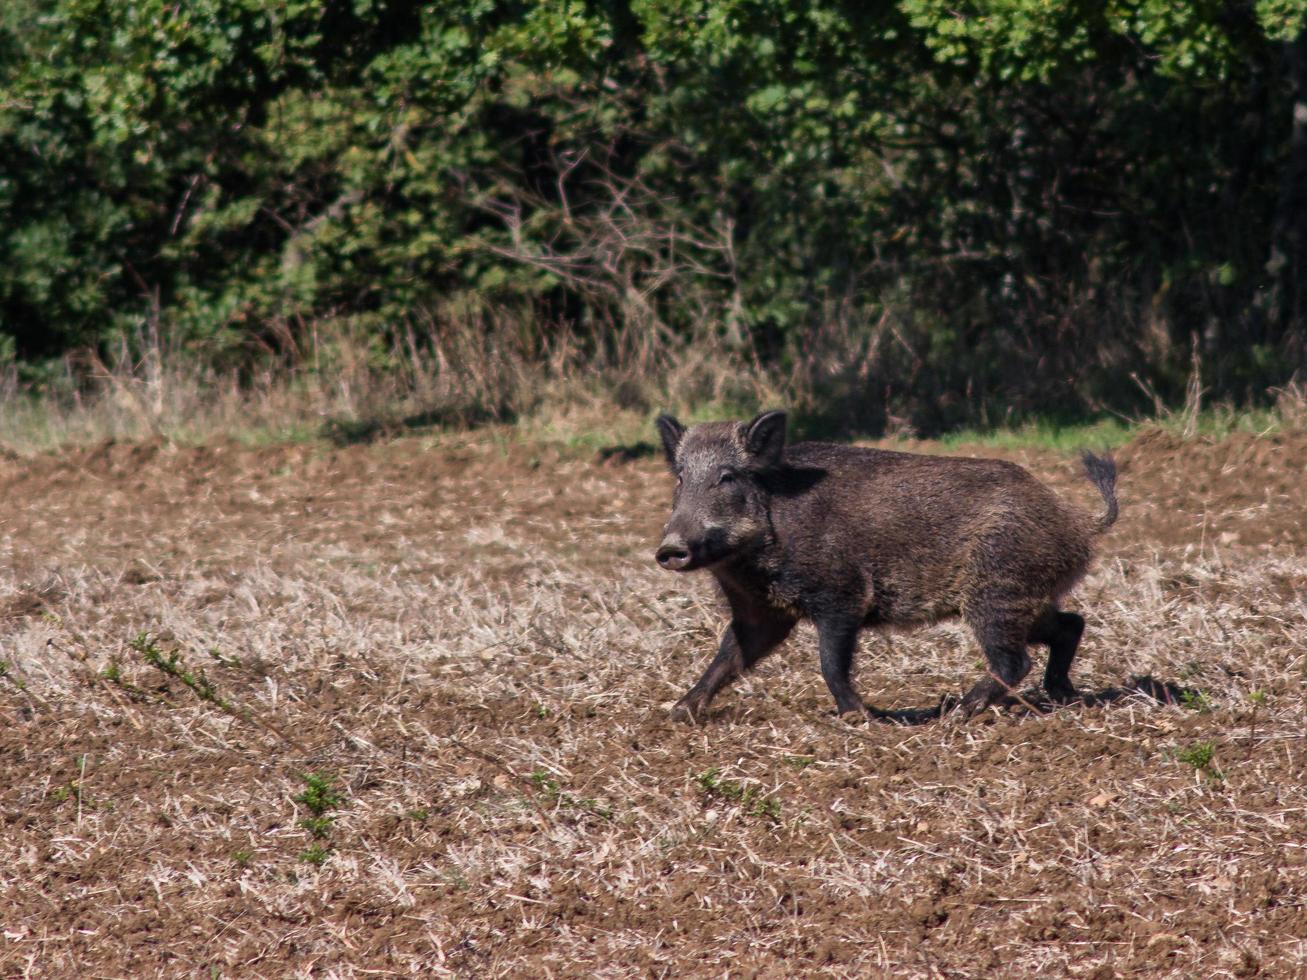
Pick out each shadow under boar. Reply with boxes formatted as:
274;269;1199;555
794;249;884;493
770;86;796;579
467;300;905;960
653;411;1119;721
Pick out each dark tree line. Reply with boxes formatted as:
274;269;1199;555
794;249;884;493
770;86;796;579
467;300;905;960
2;1;1305;430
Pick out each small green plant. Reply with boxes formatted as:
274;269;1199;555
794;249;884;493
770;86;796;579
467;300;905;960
299;815;335;838
232;849;254;867
98;657;154;700
696;767;782;821
529;769;614;820
782;755;817;770
0;661;26;691
1177;741;1214;768
207;647;243;669
529;769;561;796
533;702;550;719
293;772;344;858
1180;689;1214;713
131;632;230;709
1177;741;1223;780
295;772;343;815
406;808;430;822
131;631;303;749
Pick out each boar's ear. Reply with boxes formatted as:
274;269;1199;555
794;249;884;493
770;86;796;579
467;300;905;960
654;414;686;468
743;410;787;467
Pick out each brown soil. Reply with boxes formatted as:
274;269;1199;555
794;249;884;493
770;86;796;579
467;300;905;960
0;427;1304;977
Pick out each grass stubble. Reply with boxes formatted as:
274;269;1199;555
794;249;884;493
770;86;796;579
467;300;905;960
0;422;1303;977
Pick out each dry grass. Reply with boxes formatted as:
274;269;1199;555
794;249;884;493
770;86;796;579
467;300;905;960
4;313;1304;461
0;315;789;456
0;423;1304;977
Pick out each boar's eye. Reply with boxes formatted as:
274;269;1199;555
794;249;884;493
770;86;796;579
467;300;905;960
716;470;737;487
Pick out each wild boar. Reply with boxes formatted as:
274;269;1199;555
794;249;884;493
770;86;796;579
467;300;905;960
653;411;1119;721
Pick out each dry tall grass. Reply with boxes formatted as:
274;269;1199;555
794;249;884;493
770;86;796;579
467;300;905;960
7;311;1307;462
0;313;798;454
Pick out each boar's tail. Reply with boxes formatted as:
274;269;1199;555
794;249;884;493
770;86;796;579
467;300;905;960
1081;451;1119;533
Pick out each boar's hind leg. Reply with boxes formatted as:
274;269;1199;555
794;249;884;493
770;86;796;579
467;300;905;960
1028;609;1085;703
815;617;868;716
671;617;794;723
959;613;1035;718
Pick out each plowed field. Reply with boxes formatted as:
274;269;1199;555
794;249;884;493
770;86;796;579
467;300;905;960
1;427;1304;977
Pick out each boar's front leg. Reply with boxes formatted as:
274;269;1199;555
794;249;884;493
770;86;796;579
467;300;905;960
671;616;794;723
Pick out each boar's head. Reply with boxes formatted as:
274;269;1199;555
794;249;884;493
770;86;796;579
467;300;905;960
653;410;786;572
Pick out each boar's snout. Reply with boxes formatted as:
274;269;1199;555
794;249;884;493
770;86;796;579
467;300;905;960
655;536;693;571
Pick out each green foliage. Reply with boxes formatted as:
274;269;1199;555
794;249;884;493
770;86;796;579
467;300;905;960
1257;0;1307;41
696;767;782;821
294;772;343;816
937;416;1137;453
2;1;1306;430
298;843;330;865
1180;689;1215;714
1176;740;1223;780
132;632;232;709
298;815;335;838
293;772;343;859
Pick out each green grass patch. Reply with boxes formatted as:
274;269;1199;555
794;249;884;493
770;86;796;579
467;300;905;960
937;416;1137;453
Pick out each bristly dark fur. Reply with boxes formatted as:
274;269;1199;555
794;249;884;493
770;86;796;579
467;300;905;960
1080;451;1119;531
654;411;1122;721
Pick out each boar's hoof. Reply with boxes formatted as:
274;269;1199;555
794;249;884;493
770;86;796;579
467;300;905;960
670;699;706;724
1044;682;1081;705
957;678;1007;718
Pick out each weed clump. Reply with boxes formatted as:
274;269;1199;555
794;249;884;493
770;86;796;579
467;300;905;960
1180;689;1215;713
294;772;342;838
293;773;345;864
696;768;782;821
299;844;330;866
131;632;230;709
1177;741;1223;781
